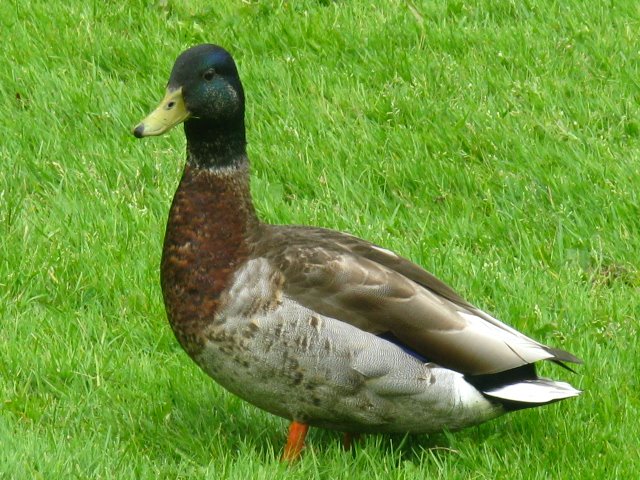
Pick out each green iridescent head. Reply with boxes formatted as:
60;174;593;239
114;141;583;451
133;44;245;138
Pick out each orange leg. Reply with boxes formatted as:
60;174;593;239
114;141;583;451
281;421;309;461
342;432;361;451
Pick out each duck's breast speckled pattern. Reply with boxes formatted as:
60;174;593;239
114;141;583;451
160;163;257;356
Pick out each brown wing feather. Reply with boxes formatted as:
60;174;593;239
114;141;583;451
257;225;580;375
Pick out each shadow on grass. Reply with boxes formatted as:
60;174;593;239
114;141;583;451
115;364;521;467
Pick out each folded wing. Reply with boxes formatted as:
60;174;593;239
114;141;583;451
262;225;580;376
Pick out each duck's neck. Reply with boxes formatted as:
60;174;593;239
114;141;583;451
161;154;260;355
184;119;247;170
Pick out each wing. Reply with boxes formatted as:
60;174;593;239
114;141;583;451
257;225;580;375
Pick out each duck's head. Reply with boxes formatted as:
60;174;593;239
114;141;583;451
133;44;245;159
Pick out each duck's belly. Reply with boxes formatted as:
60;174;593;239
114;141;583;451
190;296;503;433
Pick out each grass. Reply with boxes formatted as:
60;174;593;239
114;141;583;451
1;0;639;477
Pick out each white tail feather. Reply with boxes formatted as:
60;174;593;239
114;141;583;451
483;378;581;404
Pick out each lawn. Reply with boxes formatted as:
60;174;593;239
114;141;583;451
2;0;639;478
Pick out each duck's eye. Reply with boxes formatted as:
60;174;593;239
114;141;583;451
203;69;216;81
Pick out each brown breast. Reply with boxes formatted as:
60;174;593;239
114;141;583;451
160;162;260;356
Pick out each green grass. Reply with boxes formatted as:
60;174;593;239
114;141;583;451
2;0;639;477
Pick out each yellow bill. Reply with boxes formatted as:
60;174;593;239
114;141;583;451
133;87;190;138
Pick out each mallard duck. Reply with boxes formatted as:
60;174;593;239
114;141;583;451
132;44;581;461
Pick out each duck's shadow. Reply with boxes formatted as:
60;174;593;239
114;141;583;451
307;427;480;465
135;377;502;465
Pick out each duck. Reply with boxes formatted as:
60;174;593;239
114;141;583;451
132;44;582;461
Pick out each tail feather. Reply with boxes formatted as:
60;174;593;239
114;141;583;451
483;378;581;408
465;362;581;411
